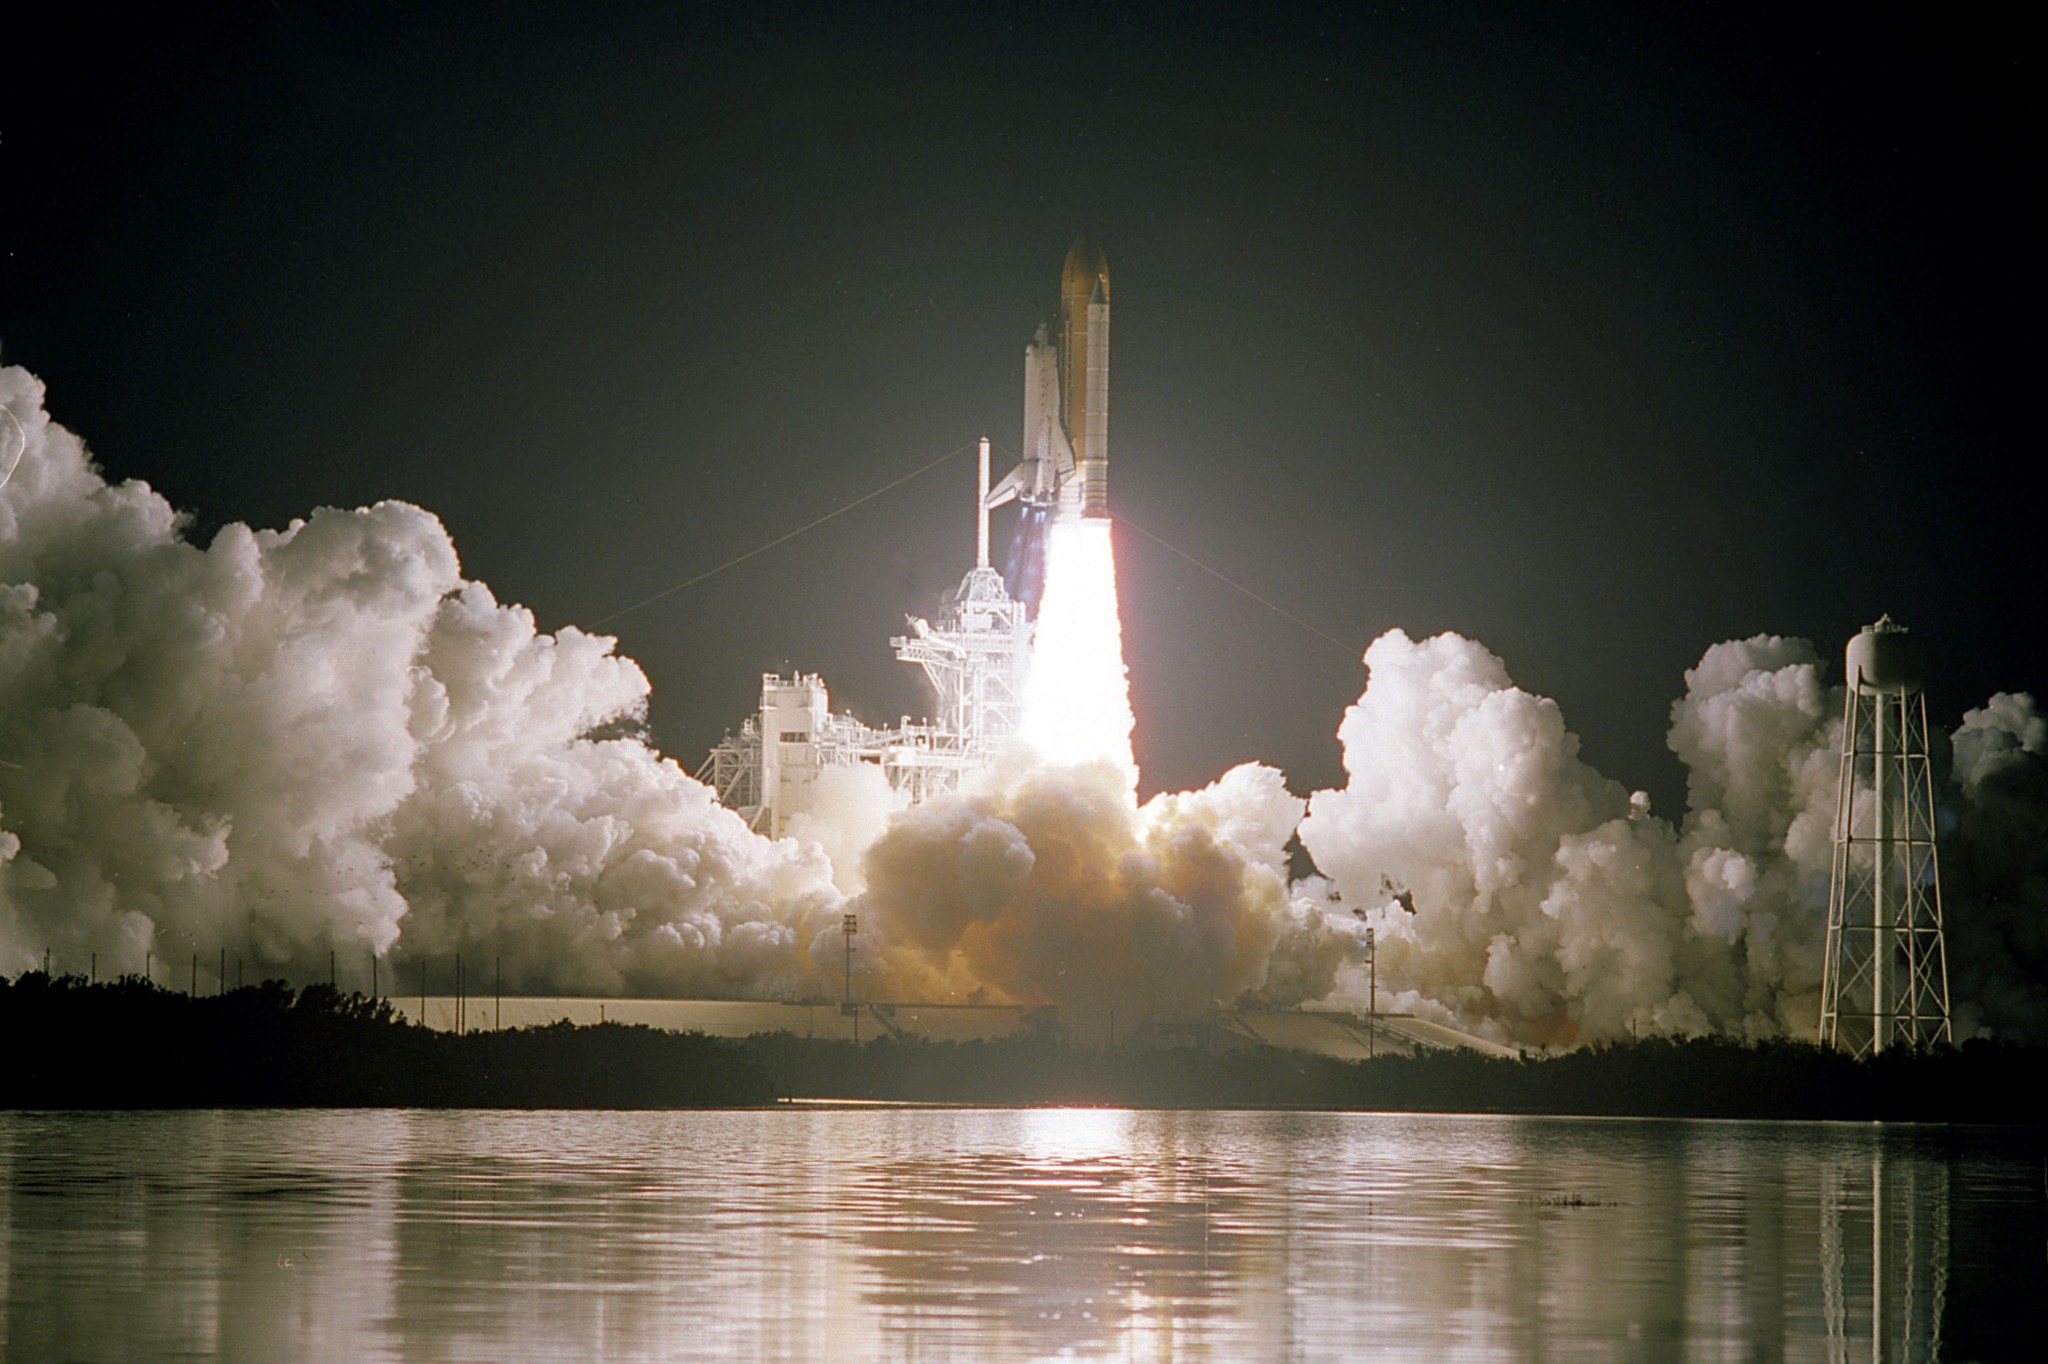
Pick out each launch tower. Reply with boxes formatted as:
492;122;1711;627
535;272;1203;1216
699;239;1106;832
1818;617;1952;1054
889;436;1031;762
698;439;1031;835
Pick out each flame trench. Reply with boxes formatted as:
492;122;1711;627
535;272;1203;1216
1019;517;1136;783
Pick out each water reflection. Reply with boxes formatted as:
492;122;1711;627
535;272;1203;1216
1821;1147;1950;1364
0;1109;2038;1361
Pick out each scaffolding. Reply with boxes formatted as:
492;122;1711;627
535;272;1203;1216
890;564;1030;766
699;438;1032;836
697;673;985;837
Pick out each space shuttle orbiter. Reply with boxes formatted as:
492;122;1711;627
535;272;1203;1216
985;235;1110;522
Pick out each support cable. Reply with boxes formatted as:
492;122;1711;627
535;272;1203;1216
1112;513;1358;656
593;436;1357;664
595;442;975;626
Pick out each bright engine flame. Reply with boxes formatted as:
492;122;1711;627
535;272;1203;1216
1020;516;1136;783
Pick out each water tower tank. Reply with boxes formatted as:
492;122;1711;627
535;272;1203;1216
1845;616;1924;696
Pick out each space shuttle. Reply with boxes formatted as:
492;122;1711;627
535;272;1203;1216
986;235;1110;523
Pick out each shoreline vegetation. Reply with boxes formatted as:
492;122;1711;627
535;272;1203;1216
4;973;2040;1123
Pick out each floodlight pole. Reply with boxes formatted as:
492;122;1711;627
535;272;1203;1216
843;913;859;1043
1366;927;1376;1060
843;914;858;1009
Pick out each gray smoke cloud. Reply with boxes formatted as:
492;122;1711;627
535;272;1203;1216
1942;693;2048;1037
1298;629;1706;1046
849;758;1357;1027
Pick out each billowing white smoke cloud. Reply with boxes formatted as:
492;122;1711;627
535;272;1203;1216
0;364;1354;1017
1301;629;2048;1045
6;361;2042;1042
1299;630;1712;1046
1663;635;1840;1037
0;364;843;994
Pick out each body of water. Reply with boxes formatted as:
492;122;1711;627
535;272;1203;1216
1;1107;2039;1361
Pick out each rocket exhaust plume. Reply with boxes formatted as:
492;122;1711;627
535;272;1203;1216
1018;518;1136;782
1008;236;1132;779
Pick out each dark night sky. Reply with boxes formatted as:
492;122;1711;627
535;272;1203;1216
3;3;2035;810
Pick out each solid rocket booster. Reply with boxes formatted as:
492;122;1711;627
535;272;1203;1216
1059;235;1111;520
986;237;1110;523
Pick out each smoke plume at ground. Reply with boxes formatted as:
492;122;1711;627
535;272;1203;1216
0;365;843;996
4;363;2043;1041
848;758;1355;1028
0;365;1353;1019
1301;630;2048;1044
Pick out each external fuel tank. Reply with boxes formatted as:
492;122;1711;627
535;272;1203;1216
1058;236;1111;519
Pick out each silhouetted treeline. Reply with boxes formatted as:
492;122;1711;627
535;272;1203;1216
741;1031;2047;1122
0;973;775;1108
5;972;2042;1120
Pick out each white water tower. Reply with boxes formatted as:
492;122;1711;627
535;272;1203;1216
1819;617;1952;1054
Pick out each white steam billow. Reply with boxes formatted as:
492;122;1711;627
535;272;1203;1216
1302;630;2048;1045
0;365;1350;1018
3;361;2044;1042
0;365;843;995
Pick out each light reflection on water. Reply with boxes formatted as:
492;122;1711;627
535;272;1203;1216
0;1108;2039;1362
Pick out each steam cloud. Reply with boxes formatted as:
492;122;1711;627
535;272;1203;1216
1302;631;2048;1044
852;759;1353;1027
0;364;842;997
3;362;2043;1042
0;364;1339;1019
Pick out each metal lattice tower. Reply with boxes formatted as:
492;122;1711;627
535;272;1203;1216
890;436;1030;767
891;565;1029;762
1819;617;1952;1055
697;441;1032;835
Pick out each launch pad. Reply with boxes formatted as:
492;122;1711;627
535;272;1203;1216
699;238;1116;833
